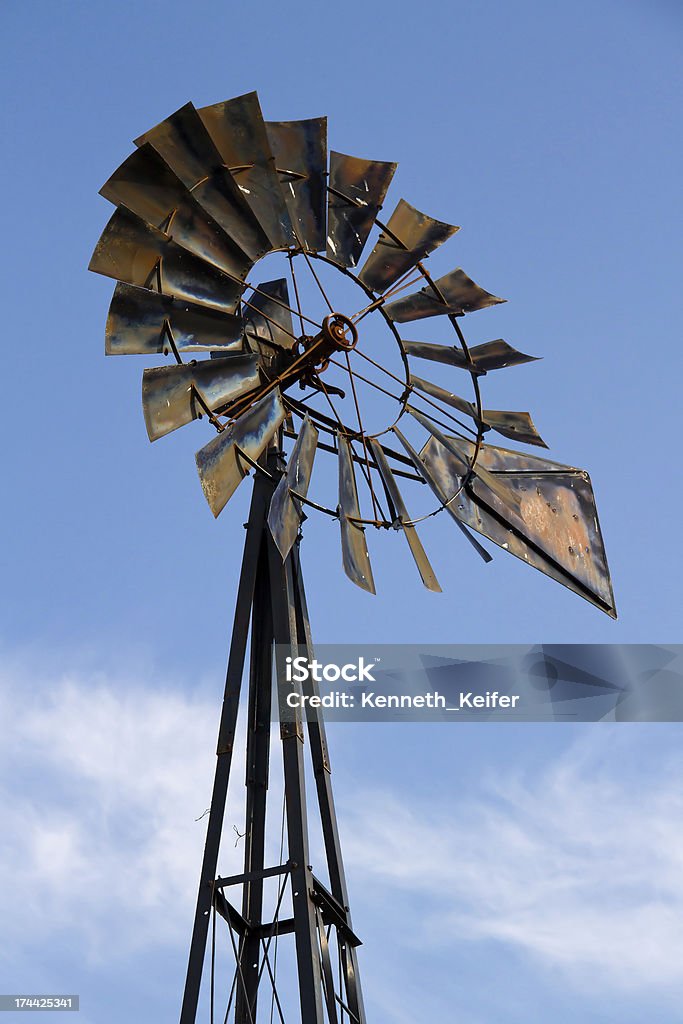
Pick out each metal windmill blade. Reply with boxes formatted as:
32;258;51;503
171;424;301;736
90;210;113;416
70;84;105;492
90;88;616;1024
419;435;616;617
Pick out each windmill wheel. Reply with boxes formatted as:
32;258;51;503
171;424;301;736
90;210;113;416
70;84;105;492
90;91;616;618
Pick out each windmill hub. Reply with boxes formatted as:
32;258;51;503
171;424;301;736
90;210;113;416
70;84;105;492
298;312;359;371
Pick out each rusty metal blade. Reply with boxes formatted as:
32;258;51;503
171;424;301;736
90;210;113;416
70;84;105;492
89;207;244;314
406;405;525;523
105;283;244;356
403;337;539;372
337;434;376;593
195;389;286;517
265;118;327;251
385;267;505;322
136;102;270;261
420;437;616;617
198;92;294;249
410;376;547;447
326;151;397;268
368;438;441;591
267;416;319;560
100;144;252;280
357;199;459;293
142;353;260;441
392;427;493;563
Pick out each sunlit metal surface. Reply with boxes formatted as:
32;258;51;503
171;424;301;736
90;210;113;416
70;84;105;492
482;409;547;447
105;283;244;356
358;199;458;293
385;267;505;322
420;437;616;616
410;374;477;420
392;427;493;563
199;92;294;249
327;151;397;268
99;144;251;280
337;435;376;593
266;118;327;252
243;278;296;351
410;375;546;448
89;207;244;314
268;416;319;560
195;390;285;517
136;102;270;262
403;337;539;372
142;354;260;441
406;405;525;522
368;438;440;592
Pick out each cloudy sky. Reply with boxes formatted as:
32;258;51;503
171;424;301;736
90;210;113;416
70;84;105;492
1;1;681;1021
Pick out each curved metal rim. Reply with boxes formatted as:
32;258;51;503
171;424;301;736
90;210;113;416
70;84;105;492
132;179;488;529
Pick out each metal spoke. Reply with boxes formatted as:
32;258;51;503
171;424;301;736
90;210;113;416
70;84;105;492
300;247;335;314
314;376;388;523
287;252;307;339
343;348;381;520
326;355;477;441
350;267;424;324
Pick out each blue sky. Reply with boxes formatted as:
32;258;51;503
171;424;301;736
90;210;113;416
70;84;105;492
0;0;681;1021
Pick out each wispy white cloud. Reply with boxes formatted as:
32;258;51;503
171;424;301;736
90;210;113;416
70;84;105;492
340;731;683;994
0;665;251;962
3;663;683;1002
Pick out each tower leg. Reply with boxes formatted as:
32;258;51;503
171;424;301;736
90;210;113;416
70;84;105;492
179;456;366;1024
179;474;270;1024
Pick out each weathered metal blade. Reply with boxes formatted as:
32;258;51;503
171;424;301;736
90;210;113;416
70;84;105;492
385;267;505;322
198;92;294;249
195;389;286;517
326;151;397;268
481;409;547;448
410;376;547;447
265;118;327;252
89;207;244;314
142;353;260;441
403;337;540;372
420;437;616;617
100;144;252;281
267;416;319;560
105;283;244;356
357;199;459;293
368;438;441;591
392;427;493;563
243;279;296;351
410;374;476;420
337;434;376;593
406;405;526;523
136;102;270;262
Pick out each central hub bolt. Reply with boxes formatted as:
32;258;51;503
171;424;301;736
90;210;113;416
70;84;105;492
322;313;359;352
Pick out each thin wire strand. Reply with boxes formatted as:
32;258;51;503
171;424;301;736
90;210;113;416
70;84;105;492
350;345;478;438
210;897;216;1024
314;374;387;519
325;354;477;441
226;917;256;1024
300;247;335;314
269;789;287;1024
287;253;307;339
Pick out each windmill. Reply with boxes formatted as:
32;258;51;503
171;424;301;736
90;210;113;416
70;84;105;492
89;90;615;1024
